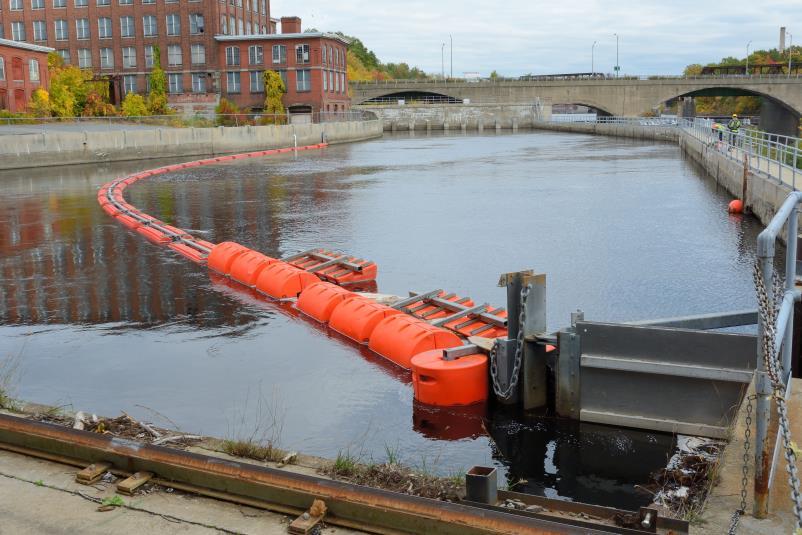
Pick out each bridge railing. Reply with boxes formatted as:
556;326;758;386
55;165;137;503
350;73;802;86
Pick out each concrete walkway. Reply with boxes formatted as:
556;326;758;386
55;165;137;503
0;122;176;136
697;378;802;534
0;448;359;535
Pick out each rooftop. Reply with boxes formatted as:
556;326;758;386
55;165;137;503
214;33;350;46
0;38;55;54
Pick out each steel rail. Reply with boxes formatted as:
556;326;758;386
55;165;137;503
0;414;593;535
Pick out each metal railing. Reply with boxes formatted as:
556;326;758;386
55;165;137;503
0;111;376;130
350;73;802;86
753;191;802;522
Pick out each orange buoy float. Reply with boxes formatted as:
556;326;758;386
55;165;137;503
254;262;320;299
168;243;208;264
411;349;488;406
207;242;250;276
368;314;463;369
136;225;171;244
296;282;355;323
329;297;401;343
229;250;278;287
728;199;744;214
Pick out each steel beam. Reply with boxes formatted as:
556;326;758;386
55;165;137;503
626;309;757;330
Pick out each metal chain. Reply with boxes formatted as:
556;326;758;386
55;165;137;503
753;263;802;530
729;394;755;534
490;285;530;400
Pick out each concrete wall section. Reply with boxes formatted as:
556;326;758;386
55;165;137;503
358;103;552;131
0;120;383;170
530;120;679;142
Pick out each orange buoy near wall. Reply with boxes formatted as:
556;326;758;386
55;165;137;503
329;297;401;343
728;199;744;214
296;282;355;323
368;314;463;369
254;262;320;299
411;349;488;406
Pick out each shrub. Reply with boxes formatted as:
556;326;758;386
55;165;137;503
81;92;117;117
29;88;51;117
120;93;149;117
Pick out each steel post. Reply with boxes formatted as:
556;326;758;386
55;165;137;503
522;273;547;410
783;206;799;379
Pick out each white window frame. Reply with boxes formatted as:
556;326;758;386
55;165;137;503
29;59;40;81
166;14;180;36
295;44;309;64
9;0;23;10
226;71;240;93
31;0;44;9
191;44;205;65
168;73;182;93
99;47;114;68
250;70;263;92
225;46;240;66
248;45;263;65
54;19;68;40
122;46;136;68
189;13;204;35
167;44;182;67
142;15;156;37
191;73;206;93
123;74;136;94
52;0;66;7
120;16;134;38
98;17;112;39
32;20;47;41
144;45;155;68
76;18;89;40
296;69;310;92
0;57;6;81
78;48;91;68
272;45;286;64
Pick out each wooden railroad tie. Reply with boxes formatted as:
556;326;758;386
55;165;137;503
117;471;154;495
75;462;111;485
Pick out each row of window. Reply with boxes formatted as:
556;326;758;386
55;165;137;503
223;44;346;68
0;56;41;83
220;0;267;15
6;0;204;9
219;15;267;36
54;42;205;68
5;14;201;42
224;69;346;95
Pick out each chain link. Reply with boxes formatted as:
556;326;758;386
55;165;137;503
490;285;530;400
741;395;754;512
753;263;802;530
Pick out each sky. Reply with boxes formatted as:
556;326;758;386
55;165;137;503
271;0;802;76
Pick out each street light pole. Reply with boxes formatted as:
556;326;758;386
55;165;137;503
789;33;794;78
441;43;445;79
592;40;597;74
746;40;752;76
613;33;620;77
450;34;453;79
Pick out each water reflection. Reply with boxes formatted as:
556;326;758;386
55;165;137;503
0;131;768;509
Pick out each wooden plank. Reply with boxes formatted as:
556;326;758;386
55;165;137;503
288;513;324;534
117;471;154;495
75;462;111;485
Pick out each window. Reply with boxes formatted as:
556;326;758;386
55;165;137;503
0;58;5;81
76;19;89;39
250;70;263;92
237;18;243;35
123;75;136;94
225;46;239;66
277;69;287;88
322;46;326;65
328;71;332;92
341;73;345;93
74;0;87;6
189;13;204;34
229;15;235;35
272;45;285;64
0;26;3;39
57;49;70;64
119;16;134;37
142;15;156;37
248;45;263;65
53;0;65;6
29;59;40;81
9;0;22;9
11;22;25;41
78;48;91;68
168;73;182;93
98;17;112;39
167;44;182;66
100;47;113;68
31;0;44;9
220;16;227;35
142;0;154;4
323;69;327;91
122;46;136;68
97;0;109;5
33;21;47;41
226;71;240;93
191;73;206;93
328;46;332;65
335;70;339;92
296;69;310;92
190;44;205;65
144;45;154;67
119;0;131;4
295;44;309;64
166;14;180;36
54;20;68;40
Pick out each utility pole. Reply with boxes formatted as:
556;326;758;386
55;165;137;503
613;33;620;77
746;40;752;75
592;40;597;74
441;42;445;79
450;34;453;79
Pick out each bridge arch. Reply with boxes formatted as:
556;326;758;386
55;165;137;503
551;102;614;117
356;90;462;105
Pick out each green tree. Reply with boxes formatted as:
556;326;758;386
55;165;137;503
121;93;149;117
262;70;286;123
489;70;500;79
28;88;51;117
147;46;169;115
48;62;94;117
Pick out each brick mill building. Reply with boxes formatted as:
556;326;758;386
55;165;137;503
0;2;349;115
0;37;53;112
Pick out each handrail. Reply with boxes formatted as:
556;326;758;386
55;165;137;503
350;74;802;85
753;190;802;518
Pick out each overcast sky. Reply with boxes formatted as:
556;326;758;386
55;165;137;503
272;0;801;76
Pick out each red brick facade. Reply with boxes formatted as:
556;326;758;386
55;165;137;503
216;26;350;114
0;0;271;107
0;38;53;112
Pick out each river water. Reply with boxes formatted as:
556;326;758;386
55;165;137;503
0;130;764;509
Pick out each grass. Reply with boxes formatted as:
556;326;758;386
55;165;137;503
333;450;360;476
0;344;24;411
221;439;284;462
384;443;400;465
222;385;287;463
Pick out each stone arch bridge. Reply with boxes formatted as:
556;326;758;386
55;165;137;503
351;77;802;133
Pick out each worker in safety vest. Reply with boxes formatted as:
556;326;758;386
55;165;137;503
727;114;742;148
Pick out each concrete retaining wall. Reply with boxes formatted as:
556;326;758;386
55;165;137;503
532;120;792;232
0;120;383;170
358;103;551;131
